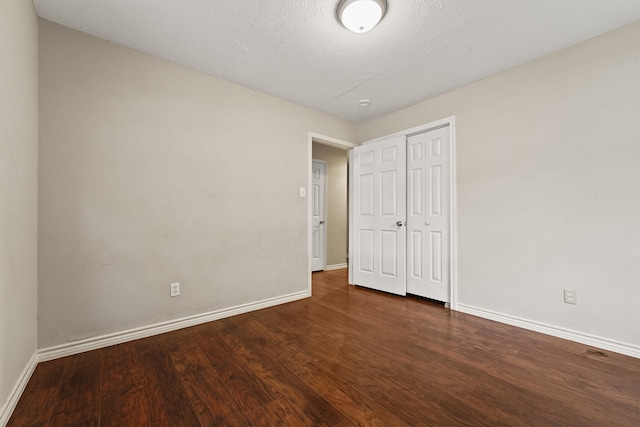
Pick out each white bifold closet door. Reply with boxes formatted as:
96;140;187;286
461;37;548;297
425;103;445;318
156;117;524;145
406;126;450;302
351;136;407;296
350;126;450;302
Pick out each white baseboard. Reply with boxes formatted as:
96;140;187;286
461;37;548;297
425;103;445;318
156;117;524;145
9;294;634;426
324;263;348;271
2;291;310;424
456;303;640;359
0;351;38;427
38;290;310;362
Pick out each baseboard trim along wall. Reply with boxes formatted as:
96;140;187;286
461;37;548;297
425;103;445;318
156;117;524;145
456;303;640;359
324;263;348;271
0;352;38;427
4;293;637;424
38;290;310;362
1;290;310;424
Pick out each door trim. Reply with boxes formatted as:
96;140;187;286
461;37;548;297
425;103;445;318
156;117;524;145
307;132;357;296
351;116;458;309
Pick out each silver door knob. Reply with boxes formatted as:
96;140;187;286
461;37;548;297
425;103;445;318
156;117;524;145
426;222;431;226
396;221;404;227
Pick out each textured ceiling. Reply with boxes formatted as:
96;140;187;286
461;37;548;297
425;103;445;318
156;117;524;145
33;0;640;122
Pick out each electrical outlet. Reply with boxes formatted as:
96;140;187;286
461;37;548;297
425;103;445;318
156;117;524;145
170;282;180;297
564;289;576;305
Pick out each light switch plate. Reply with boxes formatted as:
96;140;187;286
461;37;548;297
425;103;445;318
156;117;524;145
299;187;306;198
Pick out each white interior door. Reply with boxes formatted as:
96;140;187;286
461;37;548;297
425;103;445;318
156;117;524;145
311;160;326;271
406;126;450;302
351;136;407;295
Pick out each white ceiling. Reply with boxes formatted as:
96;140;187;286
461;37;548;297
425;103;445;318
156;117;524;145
33;0;639;122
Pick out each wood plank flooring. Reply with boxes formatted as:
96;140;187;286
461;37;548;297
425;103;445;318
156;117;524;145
9;269;640;426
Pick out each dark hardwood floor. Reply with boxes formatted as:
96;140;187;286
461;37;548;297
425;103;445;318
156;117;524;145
9;269;640;426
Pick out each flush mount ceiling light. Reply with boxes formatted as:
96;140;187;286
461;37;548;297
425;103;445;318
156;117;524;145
337;0;387;33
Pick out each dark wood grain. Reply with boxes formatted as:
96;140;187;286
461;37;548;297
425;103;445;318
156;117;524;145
164;329;253;426
213;318;345;426
132;337;201;426
195;322;277;409
100;340;153;427
47;350;102;427
7;358;66;426
8;269;640;426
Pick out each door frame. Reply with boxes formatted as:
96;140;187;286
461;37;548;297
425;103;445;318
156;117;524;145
349;116;458;309
307;133;357;295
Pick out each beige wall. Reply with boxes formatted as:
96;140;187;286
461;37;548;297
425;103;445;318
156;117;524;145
359;23;640;347
0;0;39;420
312;143;349;267
38;20;357;348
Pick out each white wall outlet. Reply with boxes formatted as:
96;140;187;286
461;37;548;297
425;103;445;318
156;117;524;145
170;282;180;297
564;289;576;305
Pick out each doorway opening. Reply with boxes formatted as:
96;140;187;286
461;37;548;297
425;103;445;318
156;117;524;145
307;133;357;294
308;117;457;309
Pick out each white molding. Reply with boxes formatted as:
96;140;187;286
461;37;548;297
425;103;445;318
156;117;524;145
457;303;640;359
324;263;348;271
348;148;354;285
363;116;455;145
38;290;309;362
308;132;358;150
448;117;458;310
0;351;38;426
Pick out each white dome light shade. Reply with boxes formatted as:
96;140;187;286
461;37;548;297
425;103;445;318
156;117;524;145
337;0;387;33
